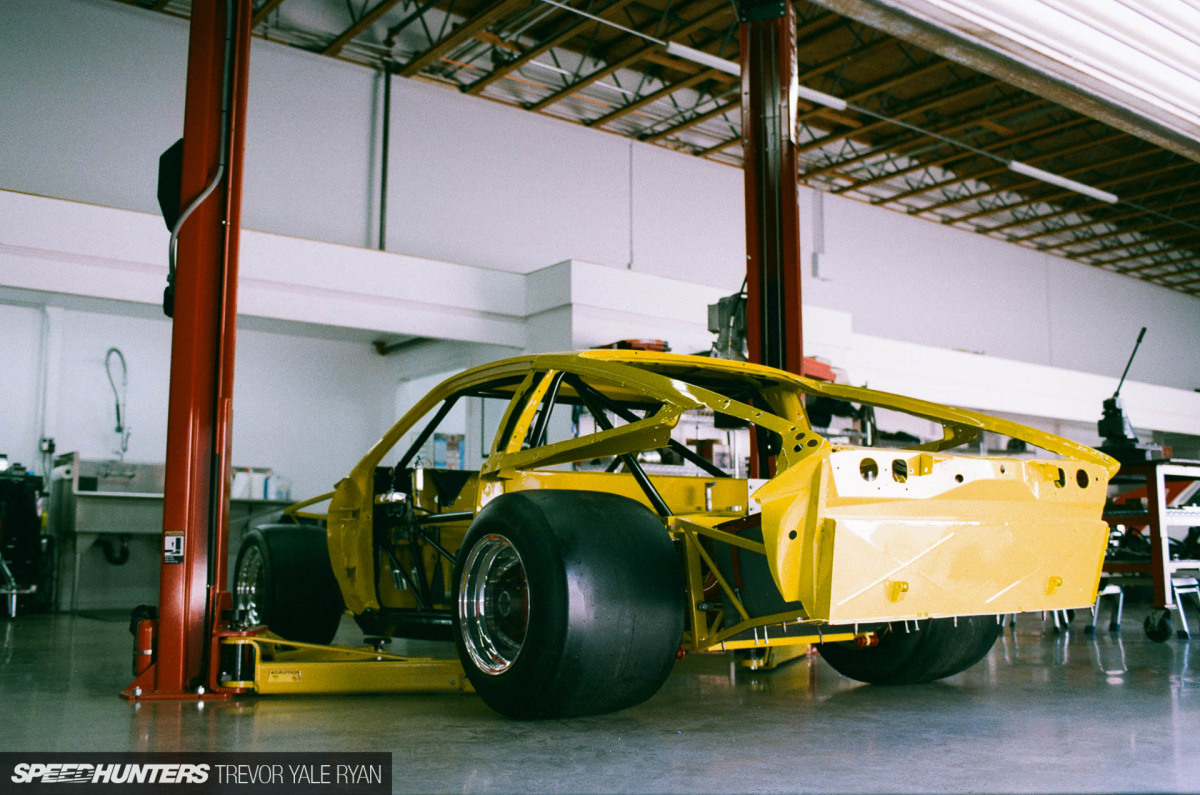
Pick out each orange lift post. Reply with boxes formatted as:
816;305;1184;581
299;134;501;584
124;0;252;700
738;0;804;376
123;0;469;701
737;0;804;482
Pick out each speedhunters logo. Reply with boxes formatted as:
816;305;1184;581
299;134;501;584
1;754;389;793
11;763;209;784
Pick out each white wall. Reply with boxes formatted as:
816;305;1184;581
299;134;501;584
629;143;745;287
0;0;717;277
0;300;395;498
801;188;1200;390
0;1;186;215
229;326;395;496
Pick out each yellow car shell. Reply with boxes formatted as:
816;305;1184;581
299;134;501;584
314;350;1115;653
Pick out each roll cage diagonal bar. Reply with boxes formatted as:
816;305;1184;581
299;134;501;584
528;371;565;449
564;374;673;517
570;374;731;480
398;395;460;470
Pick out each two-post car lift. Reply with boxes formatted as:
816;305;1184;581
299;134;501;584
121;0;807;702
120;0;465;701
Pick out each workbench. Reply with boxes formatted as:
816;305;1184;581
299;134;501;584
58;492;291;611
48;454;291;612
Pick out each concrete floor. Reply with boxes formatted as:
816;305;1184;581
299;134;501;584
2;607;1198;794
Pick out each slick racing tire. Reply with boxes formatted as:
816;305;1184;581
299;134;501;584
818;615;1002;685
453;490;685;719
234;525;344;645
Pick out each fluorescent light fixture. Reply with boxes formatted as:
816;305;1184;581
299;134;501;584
664;42;741;77
794;85;848;112
1008;160;1118;204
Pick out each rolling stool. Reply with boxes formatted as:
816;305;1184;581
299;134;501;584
1172;577;1200;639
1085;581;1124;634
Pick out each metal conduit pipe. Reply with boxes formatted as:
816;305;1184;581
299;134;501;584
380;62;392;251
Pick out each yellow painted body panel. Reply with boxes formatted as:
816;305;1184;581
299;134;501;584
759;447;1112;621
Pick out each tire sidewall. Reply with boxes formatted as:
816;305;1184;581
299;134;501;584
453;494;571;717
234;524;343;644
453;490;684;718
818;615;1002;685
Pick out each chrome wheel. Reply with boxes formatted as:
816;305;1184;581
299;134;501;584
235;544;266;626
458;533;529;675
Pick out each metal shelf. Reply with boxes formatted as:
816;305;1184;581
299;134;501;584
1102;460;1200;620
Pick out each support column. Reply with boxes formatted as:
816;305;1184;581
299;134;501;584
125;0;250;699
738;0;803;375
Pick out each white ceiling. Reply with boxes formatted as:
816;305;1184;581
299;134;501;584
916;1;1200;136
814;0;1200;161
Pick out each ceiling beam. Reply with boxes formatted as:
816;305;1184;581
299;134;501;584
877;130;1128;207
806;0;1200;163
526;1;732;112
1004;190;1200;246
850;111;1083;201
954;170;1200;228
1117;252;1200;273
800;60;950;127
251;0;286;29
1003;177;1200;242
1101;248;1200;270
400;0;530;77
898;133;1145;214
803;93;1041;186
1023;171;1200;245
1160;271;1200;287
463;0;639;96
1006;196;1179;244
696;133;740;157
640;98;739;144
1059;223;1200;258
797;83;1030;169
589;67;720;128
628;11;846;146
323;0;404;56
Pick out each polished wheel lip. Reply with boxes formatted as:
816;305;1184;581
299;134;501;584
235;545;265;627
458;533;529;676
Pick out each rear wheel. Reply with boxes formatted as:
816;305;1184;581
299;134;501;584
234;525;344;644
818;615;1002;685
453;490;685;718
